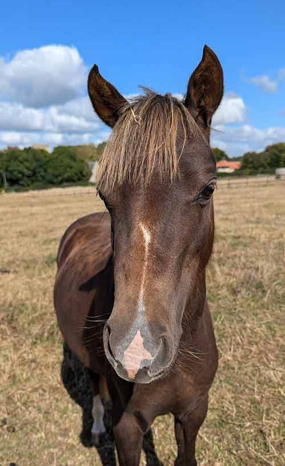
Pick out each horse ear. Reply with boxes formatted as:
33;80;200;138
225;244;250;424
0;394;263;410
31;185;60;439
184;45;224;129
88;65;127;128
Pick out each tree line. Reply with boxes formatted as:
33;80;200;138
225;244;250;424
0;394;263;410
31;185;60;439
213;143;285;175
0;143;106;191
1;141;284;191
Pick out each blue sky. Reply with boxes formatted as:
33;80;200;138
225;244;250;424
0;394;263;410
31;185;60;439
1;0;285;156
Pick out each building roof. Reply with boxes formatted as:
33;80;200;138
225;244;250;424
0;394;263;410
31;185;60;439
216;160;241;170
32;144;50;153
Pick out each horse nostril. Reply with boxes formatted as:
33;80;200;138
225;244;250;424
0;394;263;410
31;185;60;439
107;336;115;360
103;322;110;340
103;323;115;360
147;336;171;378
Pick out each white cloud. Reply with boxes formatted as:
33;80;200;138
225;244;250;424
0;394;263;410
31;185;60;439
220;125;285;144
0;45;86;107
172;93;184;101
0;44;283;158
0;130;110;149
56;97;97;122
0;92;247;135
249;75;277;94
0;100;101;133
0;91;248;151
211;125;285;157
169;92;246;126
157;93;247;128
213;94;246;125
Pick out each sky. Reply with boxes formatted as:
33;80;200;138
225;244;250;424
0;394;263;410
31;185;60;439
1;0;285;157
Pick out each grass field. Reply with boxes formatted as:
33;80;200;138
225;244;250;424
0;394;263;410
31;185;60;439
1;183;285;466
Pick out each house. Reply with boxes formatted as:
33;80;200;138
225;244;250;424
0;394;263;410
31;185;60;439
216;160;241;174
32;144;50;152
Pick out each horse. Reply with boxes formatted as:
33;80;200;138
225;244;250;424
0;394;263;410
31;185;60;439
54;45;223;466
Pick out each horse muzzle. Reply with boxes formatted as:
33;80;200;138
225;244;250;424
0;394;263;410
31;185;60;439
103;321;175;384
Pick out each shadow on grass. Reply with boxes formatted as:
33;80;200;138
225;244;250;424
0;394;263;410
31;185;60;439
60;342;164;466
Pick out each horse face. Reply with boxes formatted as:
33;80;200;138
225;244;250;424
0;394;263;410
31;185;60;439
100;141;216;383
88;46;223;383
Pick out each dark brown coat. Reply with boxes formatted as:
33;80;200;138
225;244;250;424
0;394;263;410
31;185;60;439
54;45;223;466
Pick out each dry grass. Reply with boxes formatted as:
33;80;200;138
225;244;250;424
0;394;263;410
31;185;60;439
0;183;284;466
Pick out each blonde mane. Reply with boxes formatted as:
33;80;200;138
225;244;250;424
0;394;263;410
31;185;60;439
97;89;202;192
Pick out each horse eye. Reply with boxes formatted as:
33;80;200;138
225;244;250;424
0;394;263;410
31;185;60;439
202;184;215;199
197;182;216;205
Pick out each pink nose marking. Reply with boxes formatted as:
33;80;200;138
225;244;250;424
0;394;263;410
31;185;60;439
122;330;153;379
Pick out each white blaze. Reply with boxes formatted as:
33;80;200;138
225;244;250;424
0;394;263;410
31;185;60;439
137;223;151;314
121;224;153;380
123;329;153;379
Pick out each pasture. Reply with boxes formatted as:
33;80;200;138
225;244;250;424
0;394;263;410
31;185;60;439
1;182;285;466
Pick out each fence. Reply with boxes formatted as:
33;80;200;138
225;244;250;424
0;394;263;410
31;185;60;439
2;175;285;197
2;187;97;198
217;175;279;189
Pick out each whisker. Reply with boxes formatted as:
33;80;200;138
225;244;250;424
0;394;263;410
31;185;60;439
82;320;107;326
85;314;110;322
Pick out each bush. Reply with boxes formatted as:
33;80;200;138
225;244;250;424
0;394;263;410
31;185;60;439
240;144;285;174
0;146;91;189
45;147;91;185
0;147;50;188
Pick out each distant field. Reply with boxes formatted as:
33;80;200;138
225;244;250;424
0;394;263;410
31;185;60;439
1;183;285;466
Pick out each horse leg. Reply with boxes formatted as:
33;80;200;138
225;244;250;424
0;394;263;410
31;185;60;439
174;395;208;466
89;371;108;446
113;412;145;466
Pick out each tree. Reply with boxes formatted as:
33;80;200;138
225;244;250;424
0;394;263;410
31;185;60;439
0;147;49;187
73;144;100;161
230;155;243;161
46;146;91;185
263;143;285;169
240;151;270;174
212;148;229;162
23;147;50;184
54;143;107;163
96;142;107;157
0;150;9;188
0;146;91;189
